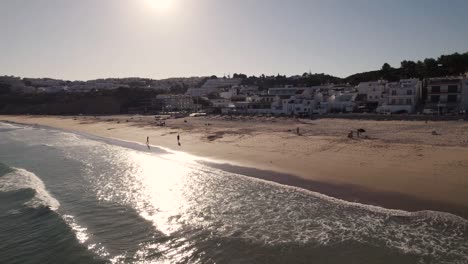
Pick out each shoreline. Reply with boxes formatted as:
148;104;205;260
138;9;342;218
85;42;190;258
207;162;468;219
2;115;468;219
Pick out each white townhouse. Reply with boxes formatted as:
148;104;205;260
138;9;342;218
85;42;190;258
357;80;387;103
380;78;422;113
426;77;463;113
280;96;316;116
328;92;358;113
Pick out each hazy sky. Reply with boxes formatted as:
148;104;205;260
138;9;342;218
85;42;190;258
1;0;467;80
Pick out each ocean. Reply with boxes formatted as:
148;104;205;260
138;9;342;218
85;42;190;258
0;121;467;264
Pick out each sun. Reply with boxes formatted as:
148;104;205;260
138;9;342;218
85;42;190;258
145;0;174;10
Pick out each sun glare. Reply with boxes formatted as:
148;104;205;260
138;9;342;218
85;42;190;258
146;0;174;11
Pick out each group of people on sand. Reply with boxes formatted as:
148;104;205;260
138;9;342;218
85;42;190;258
145;133;181;150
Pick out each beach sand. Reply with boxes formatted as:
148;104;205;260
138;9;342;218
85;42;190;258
2;115;468;217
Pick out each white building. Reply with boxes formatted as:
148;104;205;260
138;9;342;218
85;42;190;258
187;78;242;97
328;92;357;113
357;80;387;103
219;87;238;99
281;97;316;116
210;98;232;108
380;79;422;113
426;77;463;113
152;94;195;111
461;78;468;112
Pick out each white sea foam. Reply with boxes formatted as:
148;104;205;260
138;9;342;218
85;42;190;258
170;166;468;262
0;168;60;210
62;214;112;259
0;121;23;129
62;214;90;243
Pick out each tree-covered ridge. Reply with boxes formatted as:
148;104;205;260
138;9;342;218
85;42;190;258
1;51;467;93
222;51;468;88
344;51;468;84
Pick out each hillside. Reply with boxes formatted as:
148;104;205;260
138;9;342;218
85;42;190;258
345;51;468;84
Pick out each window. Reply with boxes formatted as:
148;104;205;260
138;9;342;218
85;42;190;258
447;95;457;102
431;86;440;93
392;90;396;95
391;99;396;105
448;85;458;93
406;98;412;105
431;95;440;103
406;90;412;95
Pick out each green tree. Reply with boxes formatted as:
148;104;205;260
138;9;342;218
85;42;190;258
400;60;417;78
233;73;247;79
381;63;392;72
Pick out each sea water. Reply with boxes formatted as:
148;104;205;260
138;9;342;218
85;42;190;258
0;121;467;264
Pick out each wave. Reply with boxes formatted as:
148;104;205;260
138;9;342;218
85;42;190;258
164;167;468;263
0;121;23;129
0;167;60;210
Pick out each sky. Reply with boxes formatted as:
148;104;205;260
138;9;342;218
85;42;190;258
0;0;467;81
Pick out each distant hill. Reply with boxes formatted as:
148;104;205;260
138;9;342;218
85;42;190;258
344;51;468;84
227;51;468;88
1;51;467;95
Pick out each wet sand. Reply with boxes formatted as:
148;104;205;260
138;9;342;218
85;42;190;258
2;115;468;218
207;162;468;219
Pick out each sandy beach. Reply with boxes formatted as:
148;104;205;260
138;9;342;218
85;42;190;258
2;114;468;216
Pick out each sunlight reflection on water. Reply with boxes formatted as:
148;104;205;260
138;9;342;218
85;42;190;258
15;126;466;264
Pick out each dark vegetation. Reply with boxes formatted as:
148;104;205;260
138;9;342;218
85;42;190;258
344;52;468;84
232;51;468;87
0;88;163;115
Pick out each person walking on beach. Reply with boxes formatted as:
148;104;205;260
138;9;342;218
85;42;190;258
177;133;181;146
146;136;150;150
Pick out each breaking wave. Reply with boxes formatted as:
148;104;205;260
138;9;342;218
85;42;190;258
0;167;60;210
